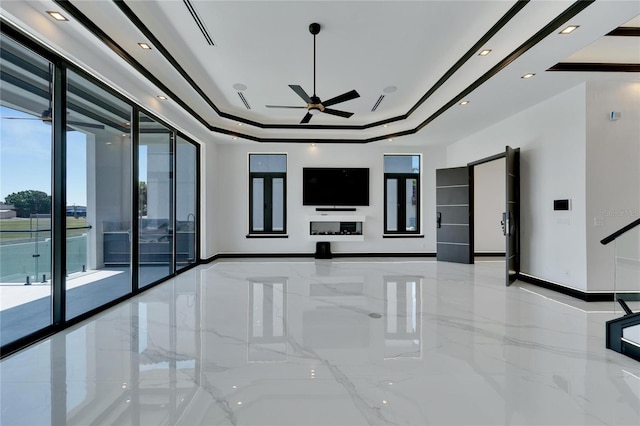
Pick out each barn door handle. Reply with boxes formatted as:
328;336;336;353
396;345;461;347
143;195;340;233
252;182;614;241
437;212;442;228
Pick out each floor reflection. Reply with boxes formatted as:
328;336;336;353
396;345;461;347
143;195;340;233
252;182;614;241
2;260;640;426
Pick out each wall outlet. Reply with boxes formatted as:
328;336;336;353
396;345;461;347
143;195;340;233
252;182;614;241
593;217;604;227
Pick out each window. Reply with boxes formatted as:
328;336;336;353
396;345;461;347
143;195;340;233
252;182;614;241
249;154;286;234
384;155;420;234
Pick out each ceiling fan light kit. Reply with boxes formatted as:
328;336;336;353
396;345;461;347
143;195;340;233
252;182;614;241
266;22;360;124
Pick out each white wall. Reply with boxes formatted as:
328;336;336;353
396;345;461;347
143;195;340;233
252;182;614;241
201;140;219;258
474;158;505;253
585;80;640;292
214;143;446;255
447;84;588;290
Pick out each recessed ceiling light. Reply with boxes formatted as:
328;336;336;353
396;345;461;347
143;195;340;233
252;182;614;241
233;83;247;92
388;138;393;142
47;11;68;21
237;122;243;126
157;95;167;100
383;124;389;128
559;25;579;34
383;86;397;94
459;100;470;105
521;73;536;79
478;49;492;56
232;136;238;140
138;42;152;50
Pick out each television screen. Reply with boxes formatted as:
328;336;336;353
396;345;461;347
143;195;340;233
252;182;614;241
303;168;369;206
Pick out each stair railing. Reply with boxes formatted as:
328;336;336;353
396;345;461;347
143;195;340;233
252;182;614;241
601;217;640;361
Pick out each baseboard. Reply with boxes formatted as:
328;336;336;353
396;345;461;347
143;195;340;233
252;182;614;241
517;273;615;302
475;252;505;257
203;252;437;263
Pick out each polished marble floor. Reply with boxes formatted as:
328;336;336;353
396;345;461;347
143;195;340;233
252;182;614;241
1;259;639;426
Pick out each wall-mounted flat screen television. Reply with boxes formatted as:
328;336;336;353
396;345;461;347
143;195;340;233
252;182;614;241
303;167;370;206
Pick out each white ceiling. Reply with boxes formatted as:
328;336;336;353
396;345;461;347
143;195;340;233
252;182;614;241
1;0;639;146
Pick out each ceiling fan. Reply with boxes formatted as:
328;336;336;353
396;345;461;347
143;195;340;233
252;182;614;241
2;64;104;130
2;108;105;130
266;22;360;124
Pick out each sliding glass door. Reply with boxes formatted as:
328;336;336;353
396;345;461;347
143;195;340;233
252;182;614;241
138;113;173;288
65;70;133;320
0;36;54;345
176;137;197;271
0;29;200;354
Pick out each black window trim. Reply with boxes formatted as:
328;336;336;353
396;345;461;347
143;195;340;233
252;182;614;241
383;155;421;235
248;154;287;235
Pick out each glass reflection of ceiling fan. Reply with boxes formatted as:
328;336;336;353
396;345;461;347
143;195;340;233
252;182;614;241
1;64;104;130
2;108;105;130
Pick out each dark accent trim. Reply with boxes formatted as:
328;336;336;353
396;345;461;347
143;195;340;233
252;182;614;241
413;1;595;136
406;0;529;119
45;1;592;143
214;253;311;259
316;207;357;212
601;217;640;245
606;27;640;37
52;62;67;325
53;0;216;130
468;152;506;167
606;310;640;353
182;0;214;45
620;339;640;362
170;131;177;276
204;252;438;263
246;234;289;238
548;62;640;72
0;20;206;358
475;252;506;257
383;235;425;239
50;0;531;136
518;273;614;302
131;106;140;292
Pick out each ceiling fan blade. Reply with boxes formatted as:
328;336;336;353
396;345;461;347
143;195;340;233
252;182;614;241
322;89;360;107
1;117;46;120
300;112;313;124
265;105;307;109
289;85;312;103
322;108;354;119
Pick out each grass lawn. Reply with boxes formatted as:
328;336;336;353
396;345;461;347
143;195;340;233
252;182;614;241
0;217;89;243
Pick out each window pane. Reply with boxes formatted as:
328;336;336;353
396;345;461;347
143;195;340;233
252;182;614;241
66;70;132;320
176;137;197;270
250;154;286;172
386;179;398;231
384;155;419;174
0;35;53;344
405;179;417;231
139;113;173;288
272;177;284;231
252;178;264;231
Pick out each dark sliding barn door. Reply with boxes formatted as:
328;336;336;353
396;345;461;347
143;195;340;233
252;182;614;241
436;166;473;264
504;146;520;285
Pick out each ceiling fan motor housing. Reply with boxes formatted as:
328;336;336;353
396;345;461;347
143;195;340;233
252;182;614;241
309;23;321;35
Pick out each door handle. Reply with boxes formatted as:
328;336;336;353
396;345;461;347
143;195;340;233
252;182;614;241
502;212;512;236
501;212;507;236
437;212;442;228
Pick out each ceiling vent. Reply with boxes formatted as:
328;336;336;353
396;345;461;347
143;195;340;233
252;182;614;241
371;95;385;112
238;92;251;110
183;0;214;46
